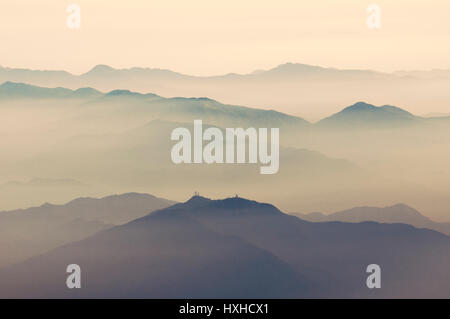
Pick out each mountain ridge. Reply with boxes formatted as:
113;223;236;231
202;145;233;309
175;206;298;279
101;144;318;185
2;62;436;79
2;62;450;120
1;81;448;132
293;203;450;235
0;81;310;128
317;101;422;128
0;192;176;268
1;195;450;298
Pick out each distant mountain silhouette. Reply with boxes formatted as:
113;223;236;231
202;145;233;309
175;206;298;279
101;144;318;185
3;82;445;130
0;62;392;84
0;81;102;99
259;63;384;79
0;81;308;128
81;64;187;79
3;62;450;119
104;89;159;98
0;193;174;267
82;64;118;76
6;81;450;131
317;102;421;128
0;178;98;212
1;196;450;298
294;203;450;235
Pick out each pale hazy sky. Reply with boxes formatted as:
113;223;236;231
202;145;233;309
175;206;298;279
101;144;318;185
1;0;449;75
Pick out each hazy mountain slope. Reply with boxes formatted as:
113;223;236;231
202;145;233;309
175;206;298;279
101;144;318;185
17;111;450;219
0;67;74;87
0;201;312;299
1;196;450;298
0;192;175;224
2;63;450;119
165;197;450;298
0;81;102;99
58;193;176;224
316;102;421;128
0;178;98;211
2;82;450;218
24;118;359;208
293;204;450;235
0;81;309;128
0;193;175;267
3;82;446;131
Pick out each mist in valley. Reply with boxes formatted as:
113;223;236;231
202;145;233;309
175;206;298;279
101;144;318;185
1;83;450;222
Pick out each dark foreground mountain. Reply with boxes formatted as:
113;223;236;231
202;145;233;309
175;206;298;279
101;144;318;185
0;193;174;267
294;203;450;235
1;196;449;298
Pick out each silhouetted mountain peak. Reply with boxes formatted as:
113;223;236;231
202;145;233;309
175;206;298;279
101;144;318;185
0;81;18;88
266;63;325;75
105;89;141;97
381;203;431;221
73;87;102;96
152;196;282;220
339;101;415;117
185;195;279;211
104;89;160;99
65;192;166;206
82;65;185;79
318;101;420;128
342;101;376;112
40;202;55;209
186;195;212;204
162;195;212;211
84;64;116;75
208;197;278;211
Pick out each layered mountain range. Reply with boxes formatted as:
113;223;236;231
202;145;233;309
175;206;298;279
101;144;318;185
1;81;448;128
0;193;174;267
294;203;450;235
2;62;450;120
1;195;449;298
1;80;450;218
